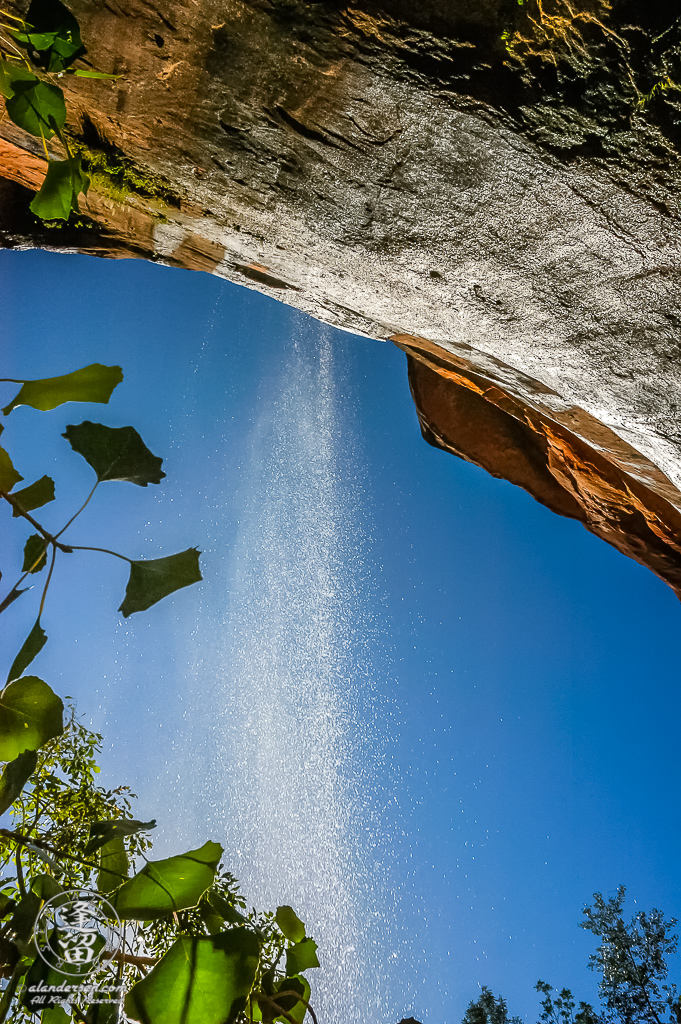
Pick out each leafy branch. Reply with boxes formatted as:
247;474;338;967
0;363;202;624
0;0;118;221
0;359;320;1023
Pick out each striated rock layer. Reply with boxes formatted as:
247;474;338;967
1;0;681;595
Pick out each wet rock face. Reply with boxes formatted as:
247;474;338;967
1;0;681;595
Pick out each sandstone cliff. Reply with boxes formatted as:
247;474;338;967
1;0;680;596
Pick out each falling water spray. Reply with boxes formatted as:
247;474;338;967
178;323;395;1022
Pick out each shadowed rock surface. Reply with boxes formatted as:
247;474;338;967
398;334;681;598
1;0;680;595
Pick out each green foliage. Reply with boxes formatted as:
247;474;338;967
85;816;157;856
467;889;679;1024
141;867;249;959
1;363;202;623
254;975;312;1024
463;987;522;1024
9;889;42;943
0;442;23;491
112;841;223;920
69;137;177;208
0;749;37;815
535;982;600;1024
120;548;203;616
124;930;261;1024
3;363;123;415
41;1008;71;1024
0;0;115;220
63;419;165;485
29;154;88;219
1;711;153;886
581;887;679;1024
0;57;37;98
15;0;84;72
5;77;65;138
0;676;64;760
97;833;128;892
22;930;105;1010
0;362;317;1023
286;938;320;976
10;475;55;515
21;534;48;573
276;905;306;944
72;69;118;79
0;716;320;1023
7;619;48;683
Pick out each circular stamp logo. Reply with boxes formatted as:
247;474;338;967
34;889;123;977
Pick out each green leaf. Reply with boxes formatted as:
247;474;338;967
41;1007;72;1024
8;619;47;683
0;444;23;491
0;936;19;976
32;873;64;901
85;1004;120;1024
8;620;48;686
5;78;66;139
276;905;306;944
285;938;320;976
258;975;310;1024
207;888;248;925
62;421;164;485
124;930;260;1024
276;975;311;1024
30;156;89;221
25;841;62;874
21;0;85;71
23;926;103;1009
0;58;38;99
9;890;41;942
3;364;123;415
21;534;48;575
199;900;225;935
11;475;55;516
46;37;84;73
85;817;157;856
0;676;64;760
73;69;119;79
112;840;223;920
0;748;37;815
119;548;202;617
10;29;59;50
98;834;129;894
0;894;17;920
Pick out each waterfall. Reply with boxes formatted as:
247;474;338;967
179;322;392;1022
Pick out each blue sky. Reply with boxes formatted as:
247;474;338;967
1;249;680;1024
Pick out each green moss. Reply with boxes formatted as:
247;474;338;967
67;136;180;210
40;215;97;230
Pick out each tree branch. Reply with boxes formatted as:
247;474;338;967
0;960;26;1024
0;490;73;553
103;949;159;968
0;828;128;882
